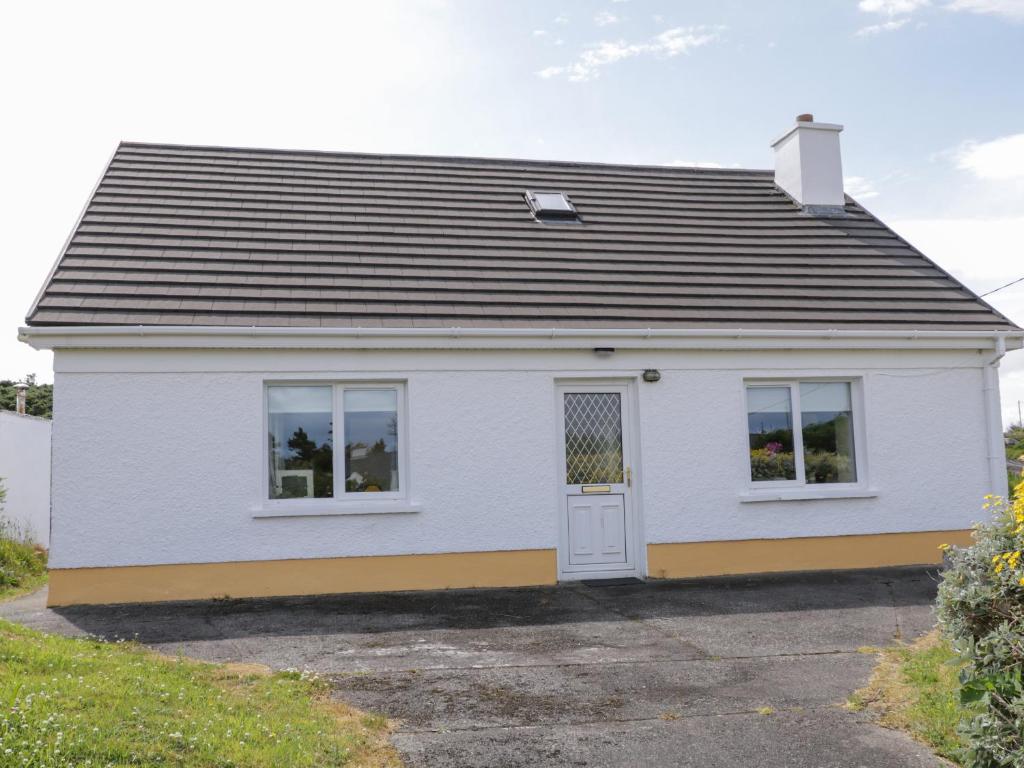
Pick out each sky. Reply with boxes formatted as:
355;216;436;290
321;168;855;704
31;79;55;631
1;0;1023;425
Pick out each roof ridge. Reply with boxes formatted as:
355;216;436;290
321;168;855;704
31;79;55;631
116;140;774;177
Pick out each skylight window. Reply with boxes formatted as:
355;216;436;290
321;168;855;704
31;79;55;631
525;190;579;221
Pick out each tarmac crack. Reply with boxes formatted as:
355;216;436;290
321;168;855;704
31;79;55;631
324;648;863;679
394;703;839;735
883;579;903;641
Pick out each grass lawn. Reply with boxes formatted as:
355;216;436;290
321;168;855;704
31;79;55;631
0;619;400;767
849;630;972;764
0;510;398;766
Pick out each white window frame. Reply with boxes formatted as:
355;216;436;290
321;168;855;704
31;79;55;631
257;380;415;517
743;378;867;492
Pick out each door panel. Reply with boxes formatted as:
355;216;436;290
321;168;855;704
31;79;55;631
567;495;627;565
599;499;626;558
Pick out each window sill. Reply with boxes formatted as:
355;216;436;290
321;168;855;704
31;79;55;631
738;487;878;504
252;500;422;518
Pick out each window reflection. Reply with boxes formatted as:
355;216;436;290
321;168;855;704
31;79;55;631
268;386;333;499
344;389;399;492
800;382;856;484
747;386;797;481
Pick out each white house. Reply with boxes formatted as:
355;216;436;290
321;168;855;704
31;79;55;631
21;116;1022;606
0;410;51;548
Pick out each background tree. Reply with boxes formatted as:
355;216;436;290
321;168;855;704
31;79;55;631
285;427;333;497
0;377;52;419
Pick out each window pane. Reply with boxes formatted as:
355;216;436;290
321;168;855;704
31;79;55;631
344;389;399;492
268;386;333;499
563;392;624;484
800;382;857;484
747;386;796;481
535;192;572;211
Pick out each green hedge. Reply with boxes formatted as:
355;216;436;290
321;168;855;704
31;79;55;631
937;479;1024;767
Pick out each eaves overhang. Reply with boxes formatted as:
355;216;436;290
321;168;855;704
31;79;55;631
18;325;1024;353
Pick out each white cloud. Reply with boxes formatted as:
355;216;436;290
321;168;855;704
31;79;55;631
946;0;1024;19
532;29;548;37
859;0;930;13
594;11;619;26
844;176;880;199
536;66;565;79
857;0;1024;29
856;0;929;33
892;217;1024;283
890;216;1024;426
554;14;569;24
856;18;911;33
955;134;1024;180
656;26;720;54
537;26;722;82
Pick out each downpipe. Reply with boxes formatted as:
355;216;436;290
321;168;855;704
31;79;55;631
983;334;1009;499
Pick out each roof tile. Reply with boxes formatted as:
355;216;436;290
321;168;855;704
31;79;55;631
26;142;1019;331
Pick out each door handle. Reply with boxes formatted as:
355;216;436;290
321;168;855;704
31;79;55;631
625;466;632;487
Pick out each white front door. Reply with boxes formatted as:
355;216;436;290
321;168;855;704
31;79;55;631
557;383;640;580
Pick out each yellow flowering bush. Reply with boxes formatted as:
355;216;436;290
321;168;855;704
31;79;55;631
937;480;1024;767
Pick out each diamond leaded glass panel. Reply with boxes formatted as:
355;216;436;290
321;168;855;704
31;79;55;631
564;392;623;484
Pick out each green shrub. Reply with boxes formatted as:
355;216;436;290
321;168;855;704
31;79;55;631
0;480;47;598
0;535;46;593
937;479;1024;767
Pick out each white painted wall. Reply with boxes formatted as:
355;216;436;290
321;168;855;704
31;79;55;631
48;346;994;570
0;411;51;547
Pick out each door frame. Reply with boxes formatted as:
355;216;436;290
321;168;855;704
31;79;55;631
553;378;646;581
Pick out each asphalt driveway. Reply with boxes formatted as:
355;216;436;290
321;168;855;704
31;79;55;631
1;567;948;767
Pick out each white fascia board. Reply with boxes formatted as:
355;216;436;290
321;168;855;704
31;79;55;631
18;325;1024;352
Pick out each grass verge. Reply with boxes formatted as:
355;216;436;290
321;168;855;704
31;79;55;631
0;528;46;602
849;630;971;763
0;619;400;767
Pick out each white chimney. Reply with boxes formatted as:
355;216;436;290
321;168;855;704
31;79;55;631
771;113;846;213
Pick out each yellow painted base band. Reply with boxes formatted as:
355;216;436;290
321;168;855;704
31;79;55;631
49;530;973;606
647;529;973;580
48;549;558;606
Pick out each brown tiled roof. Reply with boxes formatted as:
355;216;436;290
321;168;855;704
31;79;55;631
26;141;1019;331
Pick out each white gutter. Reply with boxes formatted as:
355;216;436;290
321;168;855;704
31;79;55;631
983;334;1011;499
17;324;1024;351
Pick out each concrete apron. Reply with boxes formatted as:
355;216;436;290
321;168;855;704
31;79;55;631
1;566;948;768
